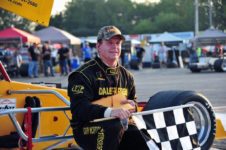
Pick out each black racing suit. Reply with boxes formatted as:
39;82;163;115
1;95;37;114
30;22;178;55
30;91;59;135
68;57;136;124
68;57;149;150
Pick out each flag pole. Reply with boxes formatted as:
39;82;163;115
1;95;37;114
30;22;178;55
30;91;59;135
92;104;194;122
132;104;194;116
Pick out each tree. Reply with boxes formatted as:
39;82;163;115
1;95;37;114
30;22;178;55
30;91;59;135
197;0;226;30
213;0;226;29
153;0;194;32
132;19;154;34
35;12;65;31
153;12;183;33
52;0;226;36
0;9;33;31
62;0;136;36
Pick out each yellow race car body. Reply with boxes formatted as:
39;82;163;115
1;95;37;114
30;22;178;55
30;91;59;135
0;80;77;149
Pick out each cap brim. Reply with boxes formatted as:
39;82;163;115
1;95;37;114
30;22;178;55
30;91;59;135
108;34;125;41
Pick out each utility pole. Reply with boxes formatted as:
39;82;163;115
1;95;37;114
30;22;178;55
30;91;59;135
208;0;213;28
194;0;199;36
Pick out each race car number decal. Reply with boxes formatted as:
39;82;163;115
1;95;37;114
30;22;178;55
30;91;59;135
0;99;16;111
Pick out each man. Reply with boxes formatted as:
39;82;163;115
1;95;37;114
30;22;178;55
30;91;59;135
82;42;92;62
28;43;40;78
158;42;167;68
68;26;150;150
58;43;69;76
42;41;54;77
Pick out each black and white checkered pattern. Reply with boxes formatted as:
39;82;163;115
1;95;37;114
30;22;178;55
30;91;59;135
133;107;200;150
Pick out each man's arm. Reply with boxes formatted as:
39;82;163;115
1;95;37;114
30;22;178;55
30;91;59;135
68;72;107;122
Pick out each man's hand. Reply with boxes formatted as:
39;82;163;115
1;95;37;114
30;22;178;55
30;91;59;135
120;99;136;112
110;108;131;120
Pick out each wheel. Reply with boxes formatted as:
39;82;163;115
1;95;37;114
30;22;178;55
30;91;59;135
130;59;140;70
214;59;226;72
190;68;201;72
20;63;29;77
142;62;151;68
152;62;160;69
189;65;201;73
144;91;216;150
166;62;178;68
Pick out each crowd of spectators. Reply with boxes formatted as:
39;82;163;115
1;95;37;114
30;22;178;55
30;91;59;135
0;41;99;78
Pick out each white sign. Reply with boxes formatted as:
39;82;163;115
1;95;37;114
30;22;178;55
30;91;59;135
0;99;16;111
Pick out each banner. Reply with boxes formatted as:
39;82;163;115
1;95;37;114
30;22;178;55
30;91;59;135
0;0;54;26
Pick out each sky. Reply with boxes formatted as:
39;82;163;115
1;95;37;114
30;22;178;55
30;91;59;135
51;0;160;15
51;0;71;15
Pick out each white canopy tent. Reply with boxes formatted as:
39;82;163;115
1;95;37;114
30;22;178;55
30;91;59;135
130;39;141;45
82;37;141;45
149;32;184;44
85;36;97;44
34;26;81;45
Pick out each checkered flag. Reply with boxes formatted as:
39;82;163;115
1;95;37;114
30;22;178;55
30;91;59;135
132;105;200;150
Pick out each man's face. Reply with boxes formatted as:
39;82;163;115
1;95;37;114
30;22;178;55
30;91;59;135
44;43;49;48
97;36;123;61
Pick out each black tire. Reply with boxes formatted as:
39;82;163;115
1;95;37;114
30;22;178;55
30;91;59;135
189;65;201;73
190;68;201;73
130;59;141;70
20;63;29;77
152;62;160;69
213;59;224;72
166;62;178;68
144;90;216;150
142;62;151;68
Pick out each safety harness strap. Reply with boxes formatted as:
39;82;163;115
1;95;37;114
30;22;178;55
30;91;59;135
20;107;33;150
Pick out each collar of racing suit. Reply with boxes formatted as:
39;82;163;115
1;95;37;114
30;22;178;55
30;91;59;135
95;57;120;75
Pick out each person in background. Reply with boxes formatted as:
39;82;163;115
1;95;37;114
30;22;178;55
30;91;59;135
67;47;73;72
82;42;92;62
68;26;151;150
58;43;69;76
42;41;55;77
13;50;23;77
214;43;223;57
28;43;40;78
196;47;202;57
51;46;58;67
158;42;167;67
135;45;145;68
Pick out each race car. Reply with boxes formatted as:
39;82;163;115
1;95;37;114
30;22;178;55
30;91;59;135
189;47;226;73
0;61;225;149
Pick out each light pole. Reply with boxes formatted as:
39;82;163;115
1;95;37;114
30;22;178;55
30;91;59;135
208;0;213;28
194;0;199;36
194;0;214;35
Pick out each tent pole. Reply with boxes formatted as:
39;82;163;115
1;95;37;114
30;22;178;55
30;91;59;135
20;37;23;49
